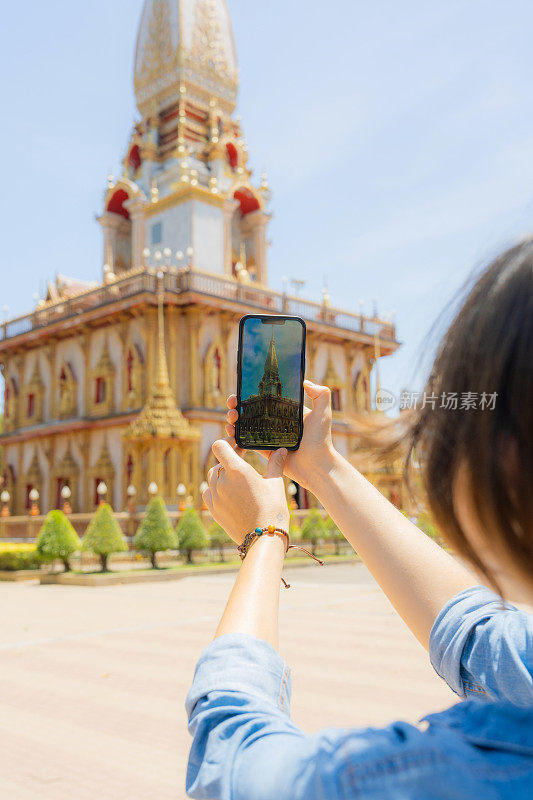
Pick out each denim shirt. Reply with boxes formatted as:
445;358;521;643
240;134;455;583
186;586;533;798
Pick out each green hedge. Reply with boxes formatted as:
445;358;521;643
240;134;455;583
0;549;42;571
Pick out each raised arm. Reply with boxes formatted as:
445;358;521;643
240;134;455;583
225;380;477;650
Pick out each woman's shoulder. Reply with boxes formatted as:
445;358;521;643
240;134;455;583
327;700;533;799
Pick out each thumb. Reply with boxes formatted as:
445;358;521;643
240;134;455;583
264;448;288;479
304;379;331;414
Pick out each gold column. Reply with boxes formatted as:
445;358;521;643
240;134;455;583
187;308;201;406
79;331;91;416
306;336;318;387
344;344;355;415
16;442;23;516
169;449;178;505
78;431;91;512
44;437;55;512
47;344;58;419
154;442;164;495
220;312;233;397
19;353;27;427
191;441;200;506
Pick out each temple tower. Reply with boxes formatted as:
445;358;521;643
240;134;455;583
98;0;270;284
258;330;283;398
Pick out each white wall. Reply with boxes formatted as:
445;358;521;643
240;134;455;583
192;200;224;273
201;422;224;473
144;201;192;258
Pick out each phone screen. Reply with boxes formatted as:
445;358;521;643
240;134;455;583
236;315;306;450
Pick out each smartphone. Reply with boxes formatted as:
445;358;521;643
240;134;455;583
236;314;306;451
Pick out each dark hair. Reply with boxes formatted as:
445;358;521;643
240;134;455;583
363;240;533;590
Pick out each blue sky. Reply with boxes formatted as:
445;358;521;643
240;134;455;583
2;0;533;400
241;318;304;402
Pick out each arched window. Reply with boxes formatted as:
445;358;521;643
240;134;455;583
95;377;106;404
126;349;134;393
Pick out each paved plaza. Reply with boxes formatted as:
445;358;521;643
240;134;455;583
0;562;455;799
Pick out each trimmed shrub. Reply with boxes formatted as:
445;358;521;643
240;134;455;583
0;549;42;571
37;510;81;572
325;516;344;555
177;509;208;564
208;522;230;562
82;503;128;571
300;509;327;556
134;496;177;568
0;542;37;552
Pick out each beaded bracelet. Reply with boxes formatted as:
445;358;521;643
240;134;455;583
237;524;324;589
237;525;289;560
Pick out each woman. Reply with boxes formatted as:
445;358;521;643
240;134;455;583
186;240;533;798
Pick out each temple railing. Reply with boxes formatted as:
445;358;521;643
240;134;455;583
0;267;396;343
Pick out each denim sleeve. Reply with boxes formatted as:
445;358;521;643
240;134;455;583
185;634;481;800
429;585;533;706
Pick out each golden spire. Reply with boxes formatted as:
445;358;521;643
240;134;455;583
126;271;200;442
156;274;171;389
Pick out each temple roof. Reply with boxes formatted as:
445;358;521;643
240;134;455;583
134;0;239;116
42;275;98;306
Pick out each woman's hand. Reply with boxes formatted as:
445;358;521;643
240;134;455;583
203;439;290;544
224;380;338;492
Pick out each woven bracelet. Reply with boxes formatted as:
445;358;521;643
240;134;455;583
237;525;324;589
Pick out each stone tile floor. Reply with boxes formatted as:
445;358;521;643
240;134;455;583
0;562;455;799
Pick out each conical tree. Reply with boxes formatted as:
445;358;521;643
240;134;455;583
177;508;208;564
82;503;128;572
300;508;327;557
37;509;81;572
134;496;177;568
325;516;344;555
208;522;230;563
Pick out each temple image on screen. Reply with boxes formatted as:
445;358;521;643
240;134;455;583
239;323;301;447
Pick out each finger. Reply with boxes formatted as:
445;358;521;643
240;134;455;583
221;435;246;459
225;422;235;437
264;448;288;479
212;438;246;471
226;408;239;424
207;465;220;492
202;488;214;514
303;379;331;414
227;394;237;410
